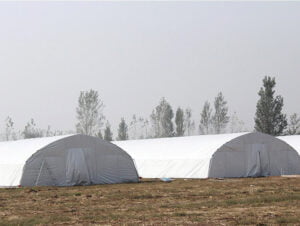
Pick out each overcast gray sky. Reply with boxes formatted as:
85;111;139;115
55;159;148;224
0;2;299;134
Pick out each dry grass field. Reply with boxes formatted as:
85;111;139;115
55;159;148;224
0;177;300;225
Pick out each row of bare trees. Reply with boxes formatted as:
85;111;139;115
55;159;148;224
1;76;299;141
1;117;72;141
74;76;300;141
74;90;247;141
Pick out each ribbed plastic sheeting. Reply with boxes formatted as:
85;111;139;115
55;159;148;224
278;135;300;155
114;132;300;178
0;134;139;187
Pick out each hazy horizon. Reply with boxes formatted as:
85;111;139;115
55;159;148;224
0;2;299;136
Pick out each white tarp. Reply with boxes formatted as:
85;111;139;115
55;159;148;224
0;134;139;187
278;135;300;155
114;132;300;178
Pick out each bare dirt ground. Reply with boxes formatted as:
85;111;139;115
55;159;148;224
0;177;300;225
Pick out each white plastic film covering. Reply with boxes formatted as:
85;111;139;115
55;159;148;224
0;135;72;187
0;135;139;187
114;132;300;178
114;133;248;178
278;135;300;155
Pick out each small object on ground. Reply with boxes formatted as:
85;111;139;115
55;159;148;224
27;188;38;193
160;178;173;182
281;175;300;178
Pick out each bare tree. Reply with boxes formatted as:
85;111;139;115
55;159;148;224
23;119;43;139
4;116;16;141
212;92;229;134
117;118;129;141
76;89;105;136
184;108;195;136
287;113;300;135
150;98;174;138
104;121;113;141
175;107;185;137
45;125;52;137
229;112;247;133
141;118;150;138
130;114;138;139
150;109;160;138
199;101;212;135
